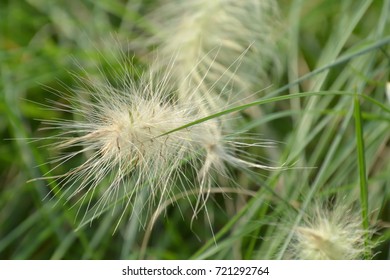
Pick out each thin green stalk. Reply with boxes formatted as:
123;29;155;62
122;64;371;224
353;94;370;259
160;89;390;139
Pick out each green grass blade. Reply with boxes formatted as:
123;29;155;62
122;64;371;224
354;94;370;259
157;35;390;137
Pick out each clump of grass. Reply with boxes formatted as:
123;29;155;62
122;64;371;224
1;0;389;260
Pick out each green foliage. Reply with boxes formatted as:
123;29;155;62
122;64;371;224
0;0;389;259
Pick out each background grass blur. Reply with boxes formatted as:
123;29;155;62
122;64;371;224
0;0;389;259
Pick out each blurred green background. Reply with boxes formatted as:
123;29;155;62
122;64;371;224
0;0;389;259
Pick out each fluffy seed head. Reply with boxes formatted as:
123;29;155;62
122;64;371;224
35;56;281;229
289;201;373;260
137;0;281;108
41;68;201;224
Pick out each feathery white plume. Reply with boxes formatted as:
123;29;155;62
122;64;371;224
137;0;281;108
288;201;374;260
34;56;281;229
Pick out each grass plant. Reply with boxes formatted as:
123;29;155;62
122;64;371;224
0;0;389;259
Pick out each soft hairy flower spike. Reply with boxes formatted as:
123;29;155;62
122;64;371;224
33;53;282;230
288;201;375;260
37;64;202;226
138;0;282;108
